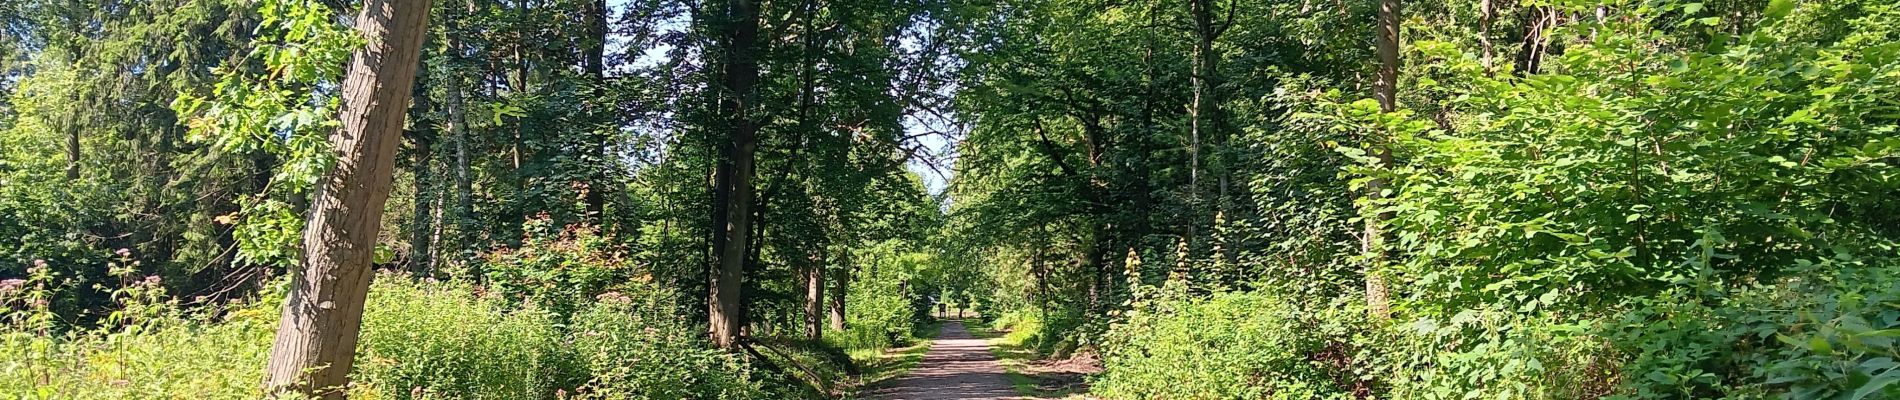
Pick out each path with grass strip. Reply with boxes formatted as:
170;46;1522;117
867;321;1022;399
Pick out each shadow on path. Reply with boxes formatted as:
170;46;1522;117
868;321;1023;400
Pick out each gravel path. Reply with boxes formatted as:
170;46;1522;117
868;321;1022;400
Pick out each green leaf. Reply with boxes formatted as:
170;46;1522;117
1852;370;1900;400
1763;0;1795;22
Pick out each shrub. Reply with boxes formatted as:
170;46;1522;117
0;268;792;400
1096;290;1353;400
479;220;636;319
834;270;917;354
1606;259;1900;399
564;287;767;399
351;276;566;399
1371;310;1623;400
0;262;275;399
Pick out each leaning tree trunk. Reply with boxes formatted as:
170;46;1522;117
707;0;761;350
263;0;432;397
1364;0;1401;320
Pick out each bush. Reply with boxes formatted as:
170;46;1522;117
479;220;636;319
351;276;566;399
1096;290;1354;400
0;263;275;399
1606;259;1900;399
0;267;804;400
833;270;917;354
564;286;767;399
1370;310;1623;400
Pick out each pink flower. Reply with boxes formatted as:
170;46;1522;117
0;279;24;298
115;248;132;258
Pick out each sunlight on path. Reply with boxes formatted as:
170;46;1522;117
868;321;1025;400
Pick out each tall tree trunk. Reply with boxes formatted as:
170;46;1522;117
1480;0;1494;74
1186;0;1224;255
262;0;432;397
829;260;847;331
804;260;824;340
582;0;608;221
1364;0;1401;320
707;0;761;350
409;136;435;275
1515;5;1551;76
408;53;437;276
441;0;474;274
65;129;80;180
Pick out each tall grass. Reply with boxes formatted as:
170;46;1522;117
0;266;772;399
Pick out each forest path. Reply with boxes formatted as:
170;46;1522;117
868;321;1023;400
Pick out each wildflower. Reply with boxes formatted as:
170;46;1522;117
116;248;133;258
0;279;24;298
596;291;631;304
143;275;163;286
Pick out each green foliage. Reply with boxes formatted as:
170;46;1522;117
955;0;1900;398
0;269;790;399
351;276;565;399
0;262;277;399
171;0;360;268
1097;289;1357;400
479;219;637;318
1605;259;1900;399
565;289;768;399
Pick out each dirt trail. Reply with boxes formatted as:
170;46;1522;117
868;321;1022;400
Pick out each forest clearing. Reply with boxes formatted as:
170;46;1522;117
3;0;1899;398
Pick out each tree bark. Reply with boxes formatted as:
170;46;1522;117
409;135;435;275
1480;0;1494;74
583;0;608;221
1515;5;1551;76
804;260;824;340
829;261;847;331
1186;0;1226;256
408;52;437;275
707;0;761;350
65;126;80;180
441;0;474;267
1365;0;1401;320
262;0;432;397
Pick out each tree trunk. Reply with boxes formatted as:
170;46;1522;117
408;53;437;275
442;0;474;268
707;0;761;350
582;0;608;221
65;127;80;180
409;135;435;275
1186;0;1225;255
1364;0;1401;320
262;0;432;397
829;252;848;331
1515;5;1550;76
1480;0;1494;74
805;261;824;340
